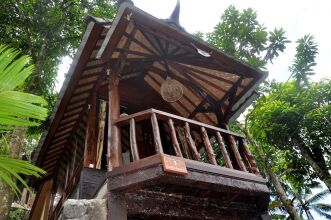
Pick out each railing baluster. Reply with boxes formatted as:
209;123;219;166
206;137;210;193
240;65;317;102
200;127;217;165
151;113;164;154
228;135;247;172
184;122;201;161
216;132;233;169
129;118;139;161
168;119;183;157
240;138;260;175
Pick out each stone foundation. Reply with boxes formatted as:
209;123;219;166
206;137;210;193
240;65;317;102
59;199;106;220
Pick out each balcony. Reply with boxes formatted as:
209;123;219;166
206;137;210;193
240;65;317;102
105;109;269;219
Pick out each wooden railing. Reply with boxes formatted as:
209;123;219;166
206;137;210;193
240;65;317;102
115;109;260;175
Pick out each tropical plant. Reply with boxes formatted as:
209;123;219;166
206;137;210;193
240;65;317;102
291;189;331;219
206;5;290;69
0;45;46;194
0;45;48;130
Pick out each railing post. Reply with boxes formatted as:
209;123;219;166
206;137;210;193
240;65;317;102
200;127;217;165
215;132;233;169
240;138;260;175
228;135;247;172
151;113;164;154
184;122;201;161
167;119;183;157
129;118;140;161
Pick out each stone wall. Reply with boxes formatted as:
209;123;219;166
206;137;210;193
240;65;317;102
59;199;106;220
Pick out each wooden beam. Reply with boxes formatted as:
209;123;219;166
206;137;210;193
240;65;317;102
108;68;122;170
83;92;97;167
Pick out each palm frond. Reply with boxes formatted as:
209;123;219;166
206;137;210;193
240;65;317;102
306;189;331;203
0;155;46;195
314;203;331;212
313;206;331;219
0;45;47;131
0;45;34;92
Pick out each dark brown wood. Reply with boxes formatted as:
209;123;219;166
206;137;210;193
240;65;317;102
129;118;140;161
167;119;183;157
79;168;106;199
215;132;233;169
108;68;122;170
240;138;260;175
115;109;244;138
151;112;164;154
200;127;217;165
228;135;247;172
83;93;97;167
184;122;201;161
107;192;127;220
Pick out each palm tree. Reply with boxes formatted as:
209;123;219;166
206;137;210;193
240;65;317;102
0;45;47;195
297;189;331;219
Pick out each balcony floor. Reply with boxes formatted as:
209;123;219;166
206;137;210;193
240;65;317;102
107;154;270;219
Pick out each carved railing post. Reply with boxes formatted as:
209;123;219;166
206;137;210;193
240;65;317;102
151;113;164;154
200;127;217;165
129;118;139;161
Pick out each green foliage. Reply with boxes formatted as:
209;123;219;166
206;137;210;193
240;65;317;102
0;0;117;109
290;35;318;86
7;208;26;220
248;80;331;190
0;45;46;194
295;189;331;219
0;45;48;130
206;5;289;69
0;155;46;195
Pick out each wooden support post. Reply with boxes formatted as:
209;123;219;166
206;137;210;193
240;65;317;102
129;118;139;161
29;180;53;220
184;122;201;161
108;69;122;171
84;92;97;168
228;134;247;172
167;119;183;157
151;113;164;154
200;127;217;165
215;132;233;169
240;138;260;174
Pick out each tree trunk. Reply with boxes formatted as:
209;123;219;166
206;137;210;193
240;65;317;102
264;164;301;220
292;135;331;191
0;128;26;218
238;125;301;220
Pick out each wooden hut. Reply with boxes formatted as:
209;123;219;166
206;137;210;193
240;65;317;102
30;2;270;219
